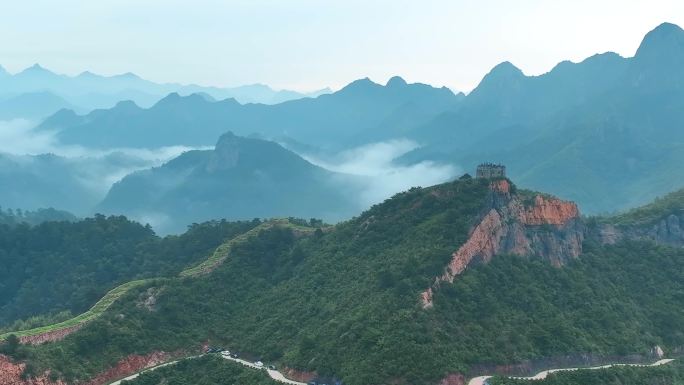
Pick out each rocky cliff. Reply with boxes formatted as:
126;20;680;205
422;179;583;308
598;213;684;247
0;351;175;385
0;355;64;385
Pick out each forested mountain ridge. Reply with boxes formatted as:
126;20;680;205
40;77;462;149
0;207;76;227
97;132;362;233
0;215;260;327
403;22;684;215
591;186;684;247
0;63;330;120
1;176;682;385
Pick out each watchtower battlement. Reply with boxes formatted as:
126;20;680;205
476;163;506;179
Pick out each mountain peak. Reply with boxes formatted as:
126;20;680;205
635;22;684;59
113;100;140;111
77;70;99;78
155;92;181;105
21;63;52;74
386;76;408;87
473;61;525;92
340;77;379;92
488;61;524;78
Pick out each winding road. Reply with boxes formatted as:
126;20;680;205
106;353;307;385
221;355;307;385
106;354;675;385
109;359;183;385
467;358;675;385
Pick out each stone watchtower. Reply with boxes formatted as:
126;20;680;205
476;163;506;179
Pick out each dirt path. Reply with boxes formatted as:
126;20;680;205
467;358;675;385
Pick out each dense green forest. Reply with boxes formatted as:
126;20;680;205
0;207;76;226
607;186;684;226
121;356;280;385
14;178;683;385
489;360;684;385
0;215;259;326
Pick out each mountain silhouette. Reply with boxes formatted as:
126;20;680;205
403;22;684;214
98;132;362;233
46;77;462;149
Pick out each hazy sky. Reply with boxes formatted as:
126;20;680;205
1;0;683;92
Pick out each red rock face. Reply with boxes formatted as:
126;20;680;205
442;209;505;280
489;179;511;194
437;373;466;385
281;367;317;383
84;351;171;385
0;354;65;385
421;184;583;308
521;195;579;225
19;324;84;345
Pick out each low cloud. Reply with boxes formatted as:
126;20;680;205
0;119;209;212
0;119;205;161
0;119;55;155
300;139;459;208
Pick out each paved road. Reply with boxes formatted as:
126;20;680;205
106;353;308;385
467;358;675;385
109;360;181;385
220;354;307;385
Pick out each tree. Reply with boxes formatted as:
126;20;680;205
1;334;19;356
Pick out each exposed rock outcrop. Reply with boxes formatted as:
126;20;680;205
422;180;583;308
437;373;466;385
598;213;684;247
84;351;171;385
281;367;317;383
0;354;64;385
18;324;84;345
520;195;579;226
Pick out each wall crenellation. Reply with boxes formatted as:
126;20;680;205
476;163;506;179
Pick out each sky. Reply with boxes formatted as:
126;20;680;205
1;0;683;92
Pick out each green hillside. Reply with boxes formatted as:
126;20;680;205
8;178;684;385
608;186;684;226
488;360;684;385
0;215;259;326
122;356;281;385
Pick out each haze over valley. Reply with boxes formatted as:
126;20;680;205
1;2;684;385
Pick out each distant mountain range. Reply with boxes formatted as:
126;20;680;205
98;132;363;233
5;22;684;222
41;76;462;150
0;64;330;121
0;151;168;216
398;22;684;214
